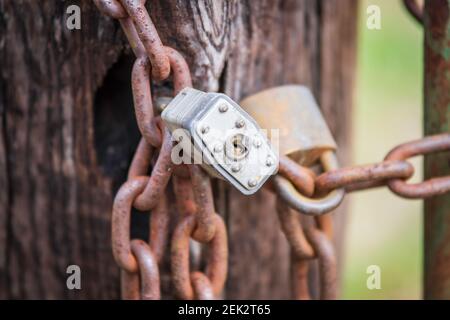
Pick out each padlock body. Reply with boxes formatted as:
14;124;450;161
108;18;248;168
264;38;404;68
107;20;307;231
240;85;336;166
162;87;278;195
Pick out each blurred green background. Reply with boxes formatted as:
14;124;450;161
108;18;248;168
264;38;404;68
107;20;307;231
342;0;423;299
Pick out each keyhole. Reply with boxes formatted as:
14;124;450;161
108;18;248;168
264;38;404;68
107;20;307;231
226;133;250;160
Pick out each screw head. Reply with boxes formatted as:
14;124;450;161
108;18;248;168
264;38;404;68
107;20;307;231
200;125;210;134
231;163;241;173
235;119;245;129
219;104;229;113
266;156;274;167
248;178;258;188
213;143;223;153
253;138;262;148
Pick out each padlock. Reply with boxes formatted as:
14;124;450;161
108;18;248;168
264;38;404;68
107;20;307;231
240;85;344;215
161;87;279;195
240;85;336;166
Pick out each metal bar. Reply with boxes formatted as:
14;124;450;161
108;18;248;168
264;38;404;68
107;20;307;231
424;0;450;300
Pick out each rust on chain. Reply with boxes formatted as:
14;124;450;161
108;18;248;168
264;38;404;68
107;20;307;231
120;269;140;300
315;160;415;195
120;0;170;80
94;2;192;91
164;46;193;91
149;194;169;263
95;0;226;302
276;198;314;259
130;239;161;300
172;163;191;178
112;176;149;273
114;184;165;298
403;0;423;24
120;17;146;57
128;137;153;179
291;254;311;300
304;228;337;300
315;214;334;241
385;133;450;198
171;214;228;300
189;165;217;242
424;1;450;299
131;46;192;147
274;175;344;216
131;47;192;208
94;0;151;59
131;57;162;147
173;174;197;217
343;179;389;193
274;151;345;216
126;128;169;263
93;0;129;19
278;156;315;197
132;127;173;211
191;271;215;300
277;196;336;299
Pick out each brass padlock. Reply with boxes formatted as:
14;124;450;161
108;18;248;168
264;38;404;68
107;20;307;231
240;85;336;166
240;85;344;215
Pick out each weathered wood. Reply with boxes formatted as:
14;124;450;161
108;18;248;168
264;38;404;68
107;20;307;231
0;0;356;299
424;0;450;300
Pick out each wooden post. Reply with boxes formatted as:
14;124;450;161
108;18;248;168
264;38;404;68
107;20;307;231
0;0;356;299
424;0;450;300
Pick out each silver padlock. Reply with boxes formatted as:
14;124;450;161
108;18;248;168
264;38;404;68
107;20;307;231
161;87;278;195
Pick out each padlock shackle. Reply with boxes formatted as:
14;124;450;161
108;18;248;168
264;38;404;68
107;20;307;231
274;151;345;216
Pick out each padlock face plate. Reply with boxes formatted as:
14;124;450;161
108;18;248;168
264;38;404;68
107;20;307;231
194;96;278;194
162;87;279;195
240;85;336;166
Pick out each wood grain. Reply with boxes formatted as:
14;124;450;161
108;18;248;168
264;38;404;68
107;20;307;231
0;0;356;299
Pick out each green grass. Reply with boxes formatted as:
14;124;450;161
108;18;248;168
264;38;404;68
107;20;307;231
342;0;423;299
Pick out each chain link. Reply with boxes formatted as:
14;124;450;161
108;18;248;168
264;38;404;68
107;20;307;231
273;133;450;299
277;134;450;215
276;197;337;299
126;239;161;300
93;0;170;79
94;0;225;300
274;151;345;216
95;0;450;301
171;214;228;300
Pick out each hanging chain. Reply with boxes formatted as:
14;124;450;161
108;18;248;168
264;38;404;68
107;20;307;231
94;0;227;300
94;0;450;301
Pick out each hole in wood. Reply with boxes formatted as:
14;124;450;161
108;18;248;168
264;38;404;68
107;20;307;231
93;53;147;240
94;53;141;190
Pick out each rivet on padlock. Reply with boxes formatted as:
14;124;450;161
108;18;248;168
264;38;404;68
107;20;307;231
240;85;345;215
161;87;279;195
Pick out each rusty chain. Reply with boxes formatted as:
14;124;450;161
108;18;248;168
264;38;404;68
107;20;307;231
94;0;226;300
276;133;450;209
311;133;450;199
276;198;337;300
274;133;450;299
94;0;450;301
